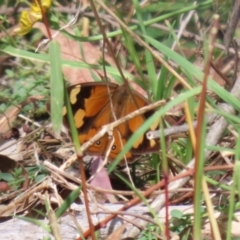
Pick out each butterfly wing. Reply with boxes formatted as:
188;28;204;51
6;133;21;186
64;83;160;164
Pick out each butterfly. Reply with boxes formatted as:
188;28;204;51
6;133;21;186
63;82;160;165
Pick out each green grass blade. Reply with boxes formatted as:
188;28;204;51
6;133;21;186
193;117;206;239
60;0;213;42
1;45;136;83
133;0;157;96
226;131;240;239
144;35;240;111
64;84;81;152
226;162;238;240
16;216;51;233
49;40;64;136
56;186;81;218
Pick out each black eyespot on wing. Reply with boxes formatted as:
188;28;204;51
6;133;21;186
96;140;101;145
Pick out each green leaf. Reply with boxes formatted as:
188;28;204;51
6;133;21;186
56;186;81;218
171;209;184;219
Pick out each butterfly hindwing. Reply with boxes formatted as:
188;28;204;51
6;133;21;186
121;93;160;158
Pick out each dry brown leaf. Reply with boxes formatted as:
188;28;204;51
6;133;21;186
0;154;17;173
106;222;128;240
34;23;151;97
0;96;45;141
34;22;116;84
90;157;117;203
0;105;21;138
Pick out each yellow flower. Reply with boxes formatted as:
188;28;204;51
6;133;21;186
14;0;52;35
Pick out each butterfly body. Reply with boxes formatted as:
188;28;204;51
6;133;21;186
63;82;160;165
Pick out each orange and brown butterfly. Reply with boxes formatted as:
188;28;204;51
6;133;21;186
62;82;160;165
